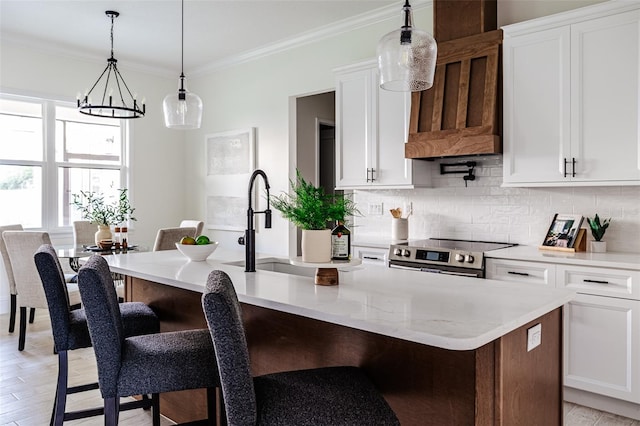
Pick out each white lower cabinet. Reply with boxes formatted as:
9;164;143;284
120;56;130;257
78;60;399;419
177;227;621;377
486;258;556;286
487;258;640;404
352;245;387;266
559;264;640;403
563;293;640;403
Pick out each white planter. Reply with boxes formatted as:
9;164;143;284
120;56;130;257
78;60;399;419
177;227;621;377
590;241;607;253
95;225;112;245
301;229;331;263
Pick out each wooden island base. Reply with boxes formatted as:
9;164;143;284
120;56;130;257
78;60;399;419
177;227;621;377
127;276;563;425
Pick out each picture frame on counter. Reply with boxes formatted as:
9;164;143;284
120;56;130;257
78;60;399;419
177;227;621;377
540;213;586;253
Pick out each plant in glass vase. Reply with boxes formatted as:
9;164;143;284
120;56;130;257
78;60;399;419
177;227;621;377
71;188;136;245
270;170;359;262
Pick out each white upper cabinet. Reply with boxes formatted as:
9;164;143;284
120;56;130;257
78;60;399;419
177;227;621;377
502;3;640;186
334;60;431;189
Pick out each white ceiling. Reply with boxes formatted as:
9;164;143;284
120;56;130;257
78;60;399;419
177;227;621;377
1;0;413;77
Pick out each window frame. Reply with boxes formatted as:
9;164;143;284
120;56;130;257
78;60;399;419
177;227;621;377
0;92;131;234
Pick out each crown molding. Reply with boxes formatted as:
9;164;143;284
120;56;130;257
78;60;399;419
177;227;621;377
1;33;175;78
192;1;432;76
2;0;432;80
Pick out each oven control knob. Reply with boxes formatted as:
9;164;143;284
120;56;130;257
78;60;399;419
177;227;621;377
393;248;402;256
465;254;475;263
402;249;411;257
455;253;465;262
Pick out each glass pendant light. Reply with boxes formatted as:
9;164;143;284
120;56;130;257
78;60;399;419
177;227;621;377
163;0;203;129
377;0;437;92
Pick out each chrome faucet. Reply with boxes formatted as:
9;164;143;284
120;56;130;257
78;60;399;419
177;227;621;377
238;169;272;272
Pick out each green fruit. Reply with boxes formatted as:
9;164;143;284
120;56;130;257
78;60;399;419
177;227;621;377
180;236;196;245
196;235;210;245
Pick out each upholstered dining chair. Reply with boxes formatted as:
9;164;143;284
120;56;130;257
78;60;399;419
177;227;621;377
73;220;127;301
3;230;82;351
77;255;220;426
72;220;95;247
201;269;401;426
35;244;160;426
0;224;24;333
179;220;204;237
152;226;196;251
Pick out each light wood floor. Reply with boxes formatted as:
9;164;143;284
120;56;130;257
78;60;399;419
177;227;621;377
0;310;174;425
1;310;639;425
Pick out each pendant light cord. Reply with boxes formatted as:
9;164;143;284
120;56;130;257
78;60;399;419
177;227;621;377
110;14;115;59
181;0;185;76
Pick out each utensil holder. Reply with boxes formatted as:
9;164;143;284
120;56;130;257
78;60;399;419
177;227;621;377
392;218;408;240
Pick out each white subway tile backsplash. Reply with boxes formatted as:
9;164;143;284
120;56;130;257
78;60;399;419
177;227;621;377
352;158;640;253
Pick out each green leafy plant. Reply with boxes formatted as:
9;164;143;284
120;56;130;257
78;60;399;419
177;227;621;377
71;188;136;226
270;170;359;230
587;214;611;242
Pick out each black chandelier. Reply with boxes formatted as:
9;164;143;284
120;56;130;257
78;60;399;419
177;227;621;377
78;11;145;119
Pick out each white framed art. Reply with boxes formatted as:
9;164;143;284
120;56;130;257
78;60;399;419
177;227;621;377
206;128;255;177
205;128;256;231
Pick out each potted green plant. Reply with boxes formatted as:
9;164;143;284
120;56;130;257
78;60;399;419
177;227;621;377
270;170;359;262
71;188;136;245
587;214;611;253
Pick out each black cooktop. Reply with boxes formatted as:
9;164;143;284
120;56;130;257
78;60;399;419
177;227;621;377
395;238;516;252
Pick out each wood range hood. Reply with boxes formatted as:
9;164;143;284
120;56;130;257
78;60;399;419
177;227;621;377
405;0;502;159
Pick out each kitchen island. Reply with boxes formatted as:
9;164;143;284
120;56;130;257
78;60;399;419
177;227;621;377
98;247;575;425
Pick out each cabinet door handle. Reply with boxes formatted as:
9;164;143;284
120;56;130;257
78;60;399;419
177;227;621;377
564;158;569;178
370;168;376;182
584;279;609;284
508;271;530;276
571;157;576;177
363;256;381;260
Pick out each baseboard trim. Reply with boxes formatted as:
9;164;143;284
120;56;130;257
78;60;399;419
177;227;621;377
564;387;640;420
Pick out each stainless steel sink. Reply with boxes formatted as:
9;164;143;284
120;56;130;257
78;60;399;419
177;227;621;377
223;258;316;278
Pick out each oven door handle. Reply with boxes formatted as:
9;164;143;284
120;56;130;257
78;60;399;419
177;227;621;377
434;269;482;278
389;263;421;271
389;263;481;278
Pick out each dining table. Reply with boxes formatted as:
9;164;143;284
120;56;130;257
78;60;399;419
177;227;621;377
56;245;146;272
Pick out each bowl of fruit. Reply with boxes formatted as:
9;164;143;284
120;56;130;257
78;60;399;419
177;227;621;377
175;235;219;261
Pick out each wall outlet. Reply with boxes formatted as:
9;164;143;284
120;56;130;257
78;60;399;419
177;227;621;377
368;203;384;215
527;323;542;352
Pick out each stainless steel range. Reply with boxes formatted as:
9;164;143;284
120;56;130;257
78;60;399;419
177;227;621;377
388;238;517;278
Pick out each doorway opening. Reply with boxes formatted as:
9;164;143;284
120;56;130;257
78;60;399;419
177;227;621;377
294;90;336;256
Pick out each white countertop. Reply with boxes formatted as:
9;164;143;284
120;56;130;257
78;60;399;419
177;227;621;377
487;245;640;270
98;247;574;351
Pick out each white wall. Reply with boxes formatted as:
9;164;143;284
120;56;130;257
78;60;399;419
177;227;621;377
352;156;640;253
0;40;187;247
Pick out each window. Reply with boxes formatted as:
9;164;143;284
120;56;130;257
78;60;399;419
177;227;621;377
0;94;129;230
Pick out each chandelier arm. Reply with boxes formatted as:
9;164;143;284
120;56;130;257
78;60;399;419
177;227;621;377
85;64;110;98
113;70;127;107
100;67;113;106
113;66;138;106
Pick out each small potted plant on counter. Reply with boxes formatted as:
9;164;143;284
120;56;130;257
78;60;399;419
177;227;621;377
71;188;136;245
587;213;611;253
270;170;359;262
